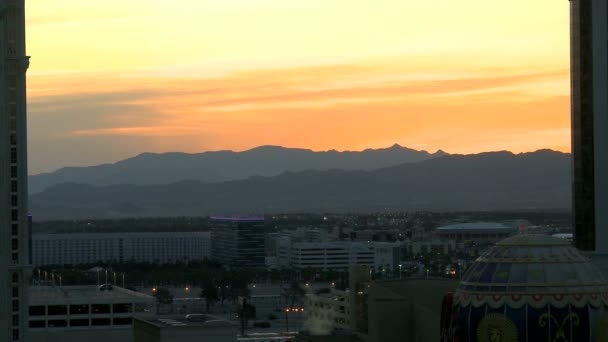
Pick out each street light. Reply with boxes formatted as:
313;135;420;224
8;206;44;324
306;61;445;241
398;264;402;279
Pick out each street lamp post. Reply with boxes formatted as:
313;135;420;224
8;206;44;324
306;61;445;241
398;264;402;279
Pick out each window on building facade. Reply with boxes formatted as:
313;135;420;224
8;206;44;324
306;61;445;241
91;304;111;314
91;318;111;326
29;306;45;316
70;319;89;327
113;317;133;325
28;321;45;329
69;304;89;315
48;305;67;316
48;320;67;328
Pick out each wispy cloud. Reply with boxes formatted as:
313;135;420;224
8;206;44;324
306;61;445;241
70;126;199;137
27;60;570;173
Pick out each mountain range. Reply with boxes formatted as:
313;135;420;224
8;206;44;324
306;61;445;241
29;148;571;220
29;144;446;194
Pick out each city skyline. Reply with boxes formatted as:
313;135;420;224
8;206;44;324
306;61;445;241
26;0;570;173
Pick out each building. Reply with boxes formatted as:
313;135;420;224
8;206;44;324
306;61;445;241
403;240;463;256
367;279;459;342
287;228;328;243
26;285;154;342
210;217;266;268
134;315;237;342
266;229;328;258
435;222;515;243
570;0;608;254
442;234;608;341
277;241;400;271
304;289;353;334
32;232;211;266
0;1;30;341
303;266;371;336
348;229;398;242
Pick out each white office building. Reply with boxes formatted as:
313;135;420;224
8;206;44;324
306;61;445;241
277;240;400;271
32;232;211;266
0;1;30;341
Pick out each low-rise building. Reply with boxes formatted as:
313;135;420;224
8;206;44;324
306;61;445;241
277;241;399;271
403;240;463;256
303;266;371;336
435;222;515;243
134;315;237;342
26;285;155;342
303;290;353;334
367;279;459;342
32;232;211;265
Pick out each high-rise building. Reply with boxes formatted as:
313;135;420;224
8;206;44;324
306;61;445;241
570;0;608;253
0;1;30;341
210;217;265;268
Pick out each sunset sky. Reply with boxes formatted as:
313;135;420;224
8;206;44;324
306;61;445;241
26;0;571;174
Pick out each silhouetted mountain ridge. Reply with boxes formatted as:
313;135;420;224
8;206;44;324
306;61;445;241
29;144;447;194
29;150;571;220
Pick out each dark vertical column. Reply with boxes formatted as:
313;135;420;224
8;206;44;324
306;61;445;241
27;214;32;264
571;0;596;251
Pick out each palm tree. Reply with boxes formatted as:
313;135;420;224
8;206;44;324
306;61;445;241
200;283;219;312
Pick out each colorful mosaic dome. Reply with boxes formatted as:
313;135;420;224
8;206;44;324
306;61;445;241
442;234;608;342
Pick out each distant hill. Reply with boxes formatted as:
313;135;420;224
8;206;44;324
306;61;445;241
29;150;571;220
28;144;447;194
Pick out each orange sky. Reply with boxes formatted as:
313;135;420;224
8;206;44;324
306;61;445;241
26;0;571;174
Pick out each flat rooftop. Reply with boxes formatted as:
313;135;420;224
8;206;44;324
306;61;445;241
137;315;236;328
32;232;210;239
436;222;513;231
29;285;154;305
210;216;264;222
